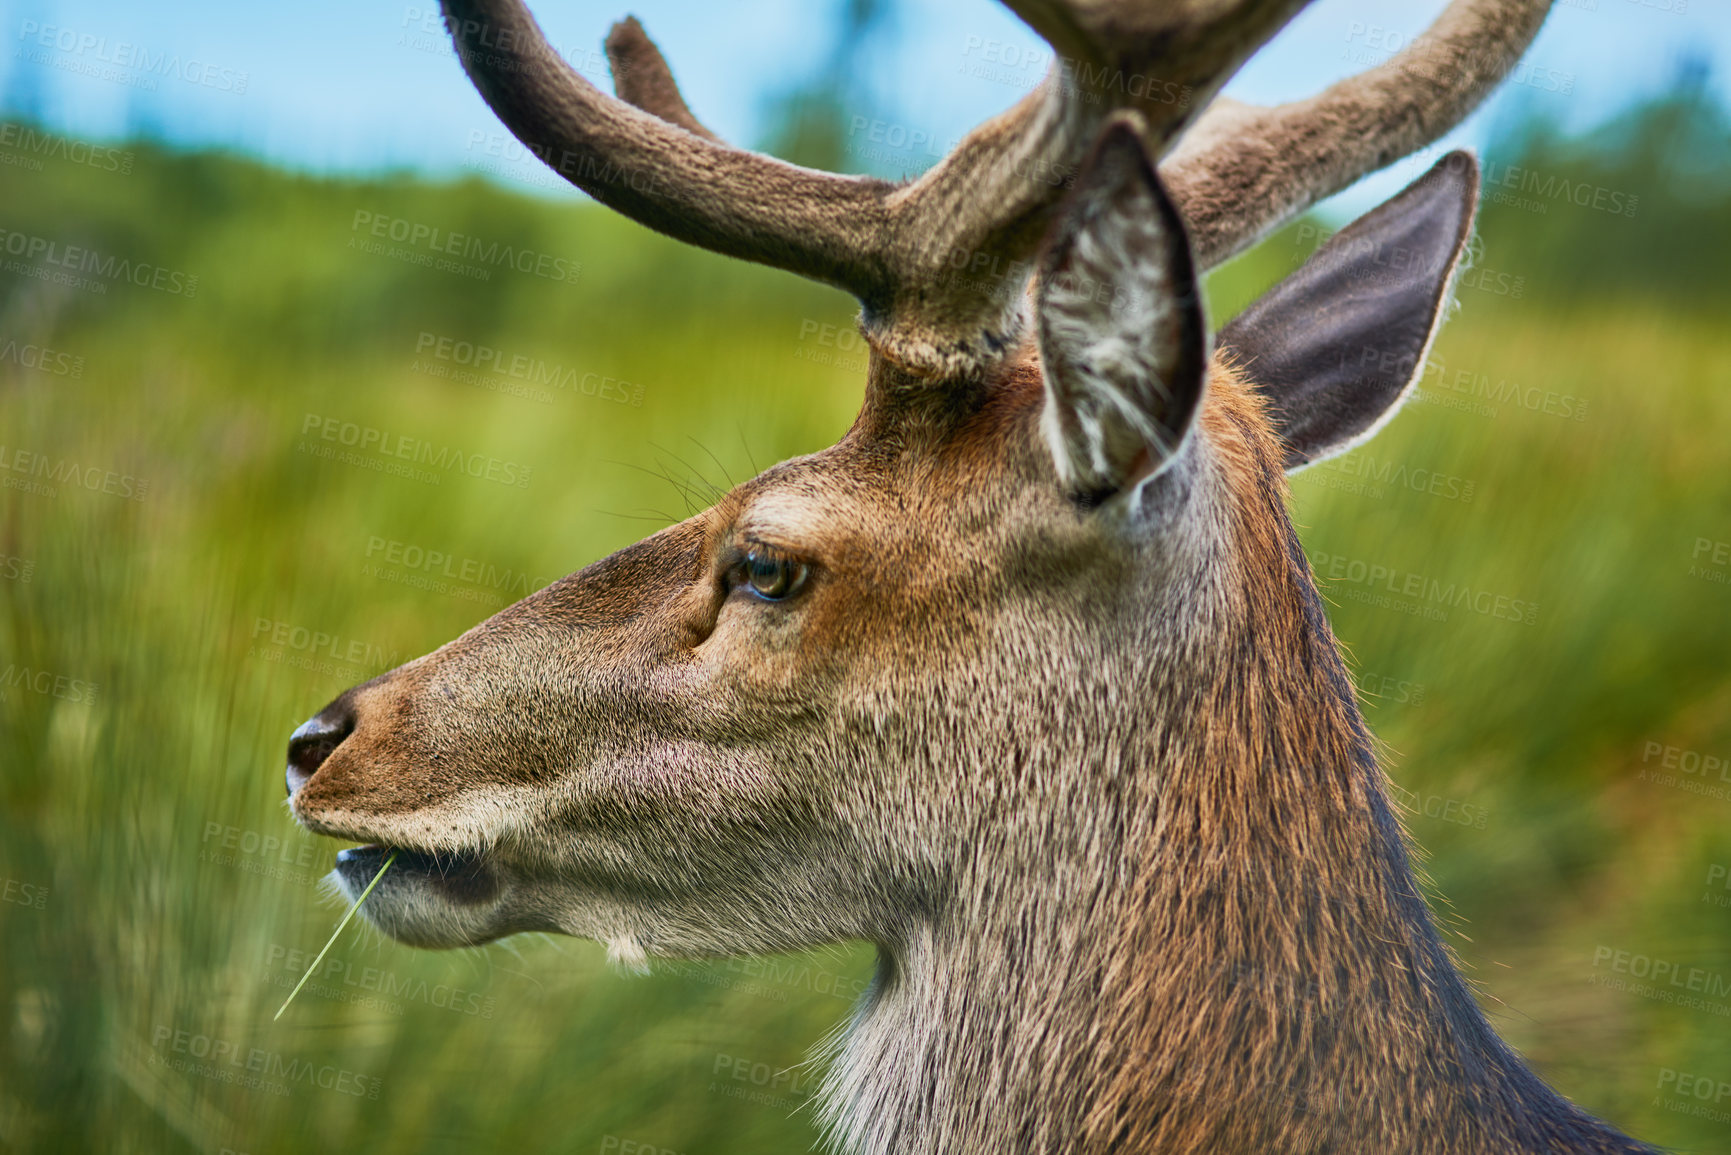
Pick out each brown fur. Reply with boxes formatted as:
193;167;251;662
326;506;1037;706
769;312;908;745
280;3;1645;1149
291;350;1651;1151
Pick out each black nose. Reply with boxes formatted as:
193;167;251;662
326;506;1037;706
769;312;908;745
286;704;355;797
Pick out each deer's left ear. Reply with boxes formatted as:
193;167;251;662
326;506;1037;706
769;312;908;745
1036;115;1208;502
1217;151;1480;472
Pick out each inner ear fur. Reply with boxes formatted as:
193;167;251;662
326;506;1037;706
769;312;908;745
1034;114;1208;503
1216;151;1480;472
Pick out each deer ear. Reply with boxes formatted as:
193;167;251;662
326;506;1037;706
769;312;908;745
1217;151;1480;472
1036;116;1207;502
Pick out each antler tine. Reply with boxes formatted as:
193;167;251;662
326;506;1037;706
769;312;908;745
1162;0;1556;268
603;17;720;144
1003;0;1309;97
868;0;1307;376
440;0;896;302
441;0;1308;379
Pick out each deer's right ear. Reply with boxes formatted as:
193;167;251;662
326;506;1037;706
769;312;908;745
1217;151;1480;472
1035;116;1207;503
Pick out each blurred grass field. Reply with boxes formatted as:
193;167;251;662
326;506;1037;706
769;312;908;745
3;93;1731;1153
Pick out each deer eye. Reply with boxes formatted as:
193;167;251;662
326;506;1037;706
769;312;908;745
740;548;809;602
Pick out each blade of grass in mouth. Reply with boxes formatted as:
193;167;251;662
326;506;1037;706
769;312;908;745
273;850;397;1022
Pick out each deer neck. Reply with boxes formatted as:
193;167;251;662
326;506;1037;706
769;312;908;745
819;439;1615;1154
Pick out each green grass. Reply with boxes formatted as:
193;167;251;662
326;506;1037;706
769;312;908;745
2;135;1730;1154
274;850;396;1022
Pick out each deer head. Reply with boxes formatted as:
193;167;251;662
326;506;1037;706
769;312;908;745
284;0;1656;1150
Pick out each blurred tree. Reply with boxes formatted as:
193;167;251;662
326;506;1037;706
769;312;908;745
758;0;894;173
1482;51;1731;307
1;0;53;122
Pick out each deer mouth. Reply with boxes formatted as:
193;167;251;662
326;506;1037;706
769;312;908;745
335;843;501;908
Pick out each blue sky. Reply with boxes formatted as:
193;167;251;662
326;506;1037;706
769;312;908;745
4;0;1724;219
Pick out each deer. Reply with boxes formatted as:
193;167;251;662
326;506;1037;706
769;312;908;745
281;0;1658;1150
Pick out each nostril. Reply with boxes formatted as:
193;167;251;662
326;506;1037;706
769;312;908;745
285;705;355;797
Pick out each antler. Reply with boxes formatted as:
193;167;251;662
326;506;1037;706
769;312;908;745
441;0;1301;376
602;17;719;144
1163;0;1555;266
441;0;1552;378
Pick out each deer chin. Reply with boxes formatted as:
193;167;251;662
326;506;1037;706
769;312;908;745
329;842;521;949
